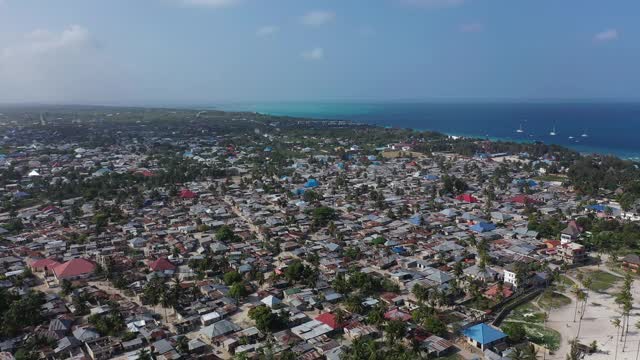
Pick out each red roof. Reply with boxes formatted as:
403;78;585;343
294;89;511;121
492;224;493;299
384;309;412;322
53;258;96;279
30;258;61;271
484;284;514;299
315;313;343;330
179;189;197;199
456;194;479;203
510;195;540;205
149;258;176;272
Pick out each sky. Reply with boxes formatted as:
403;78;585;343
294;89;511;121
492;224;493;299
0;0;638;105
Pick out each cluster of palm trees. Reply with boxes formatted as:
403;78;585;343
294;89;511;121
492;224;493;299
611;272;636;360
507;343;540;360
143;276;193;322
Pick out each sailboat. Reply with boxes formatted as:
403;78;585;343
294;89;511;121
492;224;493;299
549;125;557;136
581;130;588;138
568;136;574;139
516;124;524;133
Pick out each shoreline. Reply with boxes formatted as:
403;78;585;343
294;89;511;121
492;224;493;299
215;104;640;161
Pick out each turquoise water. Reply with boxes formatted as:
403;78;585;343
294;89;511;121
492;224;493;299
216;101;640;160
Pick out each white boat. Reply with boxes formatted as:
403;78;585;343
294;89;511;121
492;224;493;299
516;124;524;133
581;130;588;137
550;125;557;136
568;136;574;139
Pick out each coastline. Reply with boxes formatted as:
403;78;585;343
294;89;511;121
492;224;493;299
215;103;640;161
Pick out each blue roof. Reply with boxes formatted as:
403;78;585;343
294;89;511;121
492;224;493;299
589;204;607;212
462;324;507;345
470;222;496;233
304;179;319;188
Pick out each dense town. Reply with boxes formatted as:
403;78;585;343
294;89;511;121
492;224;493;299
2;106;640;360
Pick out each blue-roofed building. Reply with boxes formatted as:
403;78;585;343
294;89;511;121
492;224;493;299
470;222;496;233
408;214;424;226
304;179;319;188
264;146;273;152
462;323;507;350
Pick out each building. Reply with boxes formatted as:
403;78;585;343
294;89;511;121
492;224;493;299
622;254;640;273
52;258;96;283
462;323;507;351
558;242;587;264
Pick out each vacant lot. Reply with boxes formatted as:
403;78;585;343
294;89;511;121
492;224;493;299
582;270;622;292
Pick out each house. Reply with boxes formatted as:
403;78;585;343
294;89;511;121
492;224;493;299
148;258;176;273
260;295;282;308
558;242;587;264
200;320;241;343
52;258;96;283
315;313;343;330
503;263;519;288
291;320;333;341
180;189;197;199
30;258;61;275
622;254;640;273
456;194;479;203
470;222;496;233
561;220;583;242
422;335;454;357
462;323;507;351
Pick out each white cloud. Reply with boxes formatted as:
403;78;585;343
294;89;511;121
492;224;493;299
459;23;484;33
180;0;241;8
594;29;618;42
301;47;324;61
256;26;278;37
0;25;132;103
300;10;335;26
401;0;464;8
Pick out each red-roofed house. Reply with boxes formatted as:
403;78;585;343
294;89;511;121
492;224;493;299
315;313;344;330
483;284;514;300
53;258;96;282
30;258;61;275
149;258;176;272
180;189;197;199
384;308;411;322
456;194;479;203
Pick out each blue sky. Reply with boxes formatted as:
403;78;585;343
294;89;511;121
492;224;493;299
0;0;638;105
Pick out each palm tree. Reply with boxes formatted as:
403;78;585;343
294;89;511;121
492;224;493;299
160;291;171;323
137;348;154;360
612;318;622;360
571;285;584;323
524;343;539;360
508;347;526;360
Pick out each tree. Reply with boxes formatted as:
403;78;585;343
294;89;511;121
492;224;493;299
248;305;280;333
412;284;429;304
502;322;526;343
137;348;154;360
60;279;74;296
228;282;248;303
566;339;580;360
612;318;621;360
223;271;243;285
385;320;406;344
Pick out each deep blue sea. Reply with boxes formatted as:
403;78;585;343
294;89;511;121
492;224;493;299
215;102;640;159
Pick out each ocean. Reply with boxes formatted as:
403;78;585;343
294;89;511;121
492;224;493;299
215;102;640;160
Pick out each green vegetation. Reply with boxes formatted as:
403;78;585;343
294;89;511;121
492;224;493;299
0;290;46;337
88;312;126;337
538;291;572;309
581;270;621;292
248;305;288;333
